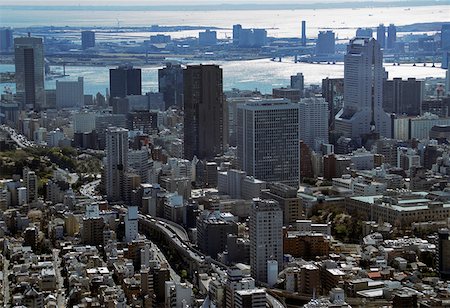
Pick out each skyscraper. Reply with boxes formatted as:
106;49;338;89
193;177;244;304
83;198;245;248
109;65;142;99
81;30;95;49
437;228;450;280
383;78;424;116
299;97;329;151
387;24;397;49
125;206;138;243
106;127;129;202
233;24;242;45
158;63;184;109
0;28;13;51
183;64;226;160
250;199;283;283
335;37;391;140
14;37;45;110
376;24;386;49
23;167;38;204
237;99;299;186
316;31;335;55
56;77;84;108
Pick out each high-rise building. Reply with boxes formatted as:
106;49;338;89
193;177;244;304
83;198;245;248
56;77;84;108
158;63;184;109
383;78;424;116
128;149;151;183
291;73;304;93
0;28;13;51
233;24;242;45
14;36;45;110
437;228;450;280
299;97;329;151
387;24;397;49
335;37;391;140
109;65;142;99
81;30;95;49
356;27;373;38
261;182;302;225
301;20;306;46
23;167;38;204
106;127;129;202
125;206;138;243
441;24;450;51
237;99;299;186
250;199;283;283
376;24;386;49
198;29;217;46
316;31;335;55
183;64;226;160
322;77;344;128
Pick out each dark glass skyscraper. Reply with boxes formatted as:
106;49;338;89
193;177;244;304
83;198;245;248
81;30;95;49
183;64;226;160
109;65;142;99
14;36;45;111
158;63;184;110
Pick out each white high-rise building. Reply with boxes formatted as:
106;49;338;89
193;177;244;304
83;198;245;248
56;77;84;108
125;206;138;243
128;149;151;183
237;99;300;186
299;97;329;151
106;127;128;202
335;37;391;139
14;37;45;110
250;199;283;283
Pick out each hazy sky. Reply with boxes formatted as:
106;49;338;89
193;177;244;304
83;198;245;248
0;0;405;4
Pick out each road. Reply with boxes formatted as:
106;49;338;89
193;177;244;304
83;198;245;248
79;179;101;200
53;249;66;307
0;124;35;149
2;257;9;307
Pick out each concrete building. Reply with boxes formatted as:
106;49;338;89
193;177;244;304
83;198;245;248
56;77;84;108
183;64;226;160
23;167;38;204
250;199;283;283
106;127;129;202
125;206;138;243
199;29;217;46
387;24;397;49
356;28;373;38
81;30;95;49
0;28;13;51
261;182;302;225
437;228;450;280
14;37;45;110
335;37;391;140
376;24;386;49
383;78;424;116
232;24;242;45
299;97;329;151
109;65;142;99
237;99;299;186
234;288;266;308
394;113;450;140
316;30;335;55
158;63;184;109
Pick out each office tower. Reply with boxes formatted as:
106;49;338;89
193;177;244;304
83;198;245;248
383;78;424;116
0;28;13;51
106;127;129;202
127;111;158;134
158;63;184;109
387;24;397;49
335;38;391;139
109;65;142;99
437;228;450;280
261;182;302;225
82;204;104;246
441;24;450;51
81;30;95;49
23;167;38;204
198;29;217;46
233;24;242;45
196;211;238;258
125;206;138;243
253;29;267;47
376;24;386;49
291;73;304;93
237;99;299;186
128;148;151;183
183;64;226;160
316;30;335;55
249;199;283;283
322;77;344;128
56;77;84;108
299;97;329;151
301;20;306;46
14;37;45;110
356;27;373;38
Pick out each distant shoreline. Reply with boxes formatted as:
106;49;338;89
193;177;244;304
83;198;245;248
2;1;450;11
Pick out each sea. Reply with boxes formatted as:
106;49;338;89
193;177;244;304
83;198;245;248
0;4;449;95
